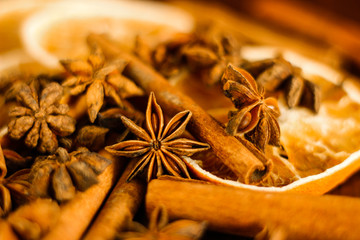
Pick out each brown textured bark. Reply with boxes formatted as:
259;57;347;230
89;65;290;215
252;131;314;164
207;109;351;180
84;159;146;240
146;178;360;239
42;150;123;240
88;34;268;184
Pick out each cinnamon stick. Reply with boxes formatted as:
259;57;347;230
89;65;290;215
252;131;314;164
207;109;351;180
42;150;123;240
0;221;18;240
146;178;360;239
88;34;268;184
84;159;146;240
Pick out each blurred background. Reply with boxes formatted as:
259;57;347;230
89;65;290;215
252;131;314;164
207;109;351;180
198;0;360;75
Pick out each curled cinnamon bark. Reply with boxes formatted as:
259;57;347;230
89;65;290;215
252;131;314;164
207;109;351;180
84;159;146;240
42;150;123;240
146;178;360;240
88;34;269;184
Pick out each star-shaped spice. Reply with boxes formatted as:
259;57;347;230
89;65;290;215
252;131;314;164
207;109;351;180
61;42;144;122
242;57;320;112
105;92;210;182
221;64;281;152
134;25;241;85
8;82;76;153
2;148;32;176
134;33;193;78
0;145;32;217
74;125;109;152
181;24;242;85
29;147;111;202
117;206;207;240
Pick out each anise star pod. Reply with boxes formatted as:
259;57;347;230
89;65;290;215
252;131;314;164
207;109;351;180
61;42;144;123
134;25;242;85
181;25;242;85
8;82;76;153
241;57;320;112
74;125;109;152
29;147;111;203
117;206;207;240
105;92;210;182
0;145;32;217
222;64;281;152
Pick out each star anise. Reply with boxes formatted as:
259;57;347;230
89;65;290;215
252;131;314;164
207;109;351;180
134;24;242;85
134;33;193;78
2;149;32;176
8;82;76;153
29;147;111;202
241;57;321;112
0;145;32;217
221;64;281;152
117;206;207;240
182;24;242;85
105;92;210;182
0;199;60;240
74;125;109;152
61;42;144;122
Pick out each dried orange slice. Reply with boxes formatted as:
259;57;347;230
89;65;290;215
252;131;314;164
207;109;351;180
20;0;194;68
0;1;46;71
178;47;360;195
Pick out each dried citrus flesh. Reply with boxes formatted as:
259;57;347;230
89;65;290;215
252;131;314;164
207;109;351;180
21;0;194;68
176;50;360;195
0;1;45;54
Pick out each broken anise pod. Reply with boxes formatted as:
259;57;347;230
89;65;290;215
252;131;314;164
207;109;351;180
61;42;143;123
221;64;281;152
134;24;242;85
2;149;32;176
241;57;321;112
117;206;207;240
74;125;109;152
0;145;32;217
182;23;242;85
29;147;111;202
105;92;210;182
0;199;60;240
8;82;76;153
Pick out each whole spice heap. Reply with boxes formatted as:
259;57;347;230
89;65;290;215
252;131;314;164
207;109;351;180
90;33;269;184
106;92;210;182
0;17;333;240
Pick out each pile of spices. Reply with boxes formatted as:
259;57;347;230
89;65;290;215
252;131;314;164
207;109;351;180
1;5;360;240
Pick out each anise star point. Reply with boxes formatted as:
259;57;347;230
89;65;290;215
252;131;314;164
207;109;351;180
117;205;207;240
29;147;111;203
105;92;210;182
0;145;32;217
8;82;76;154
60;42;143;123
222;64;281;152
